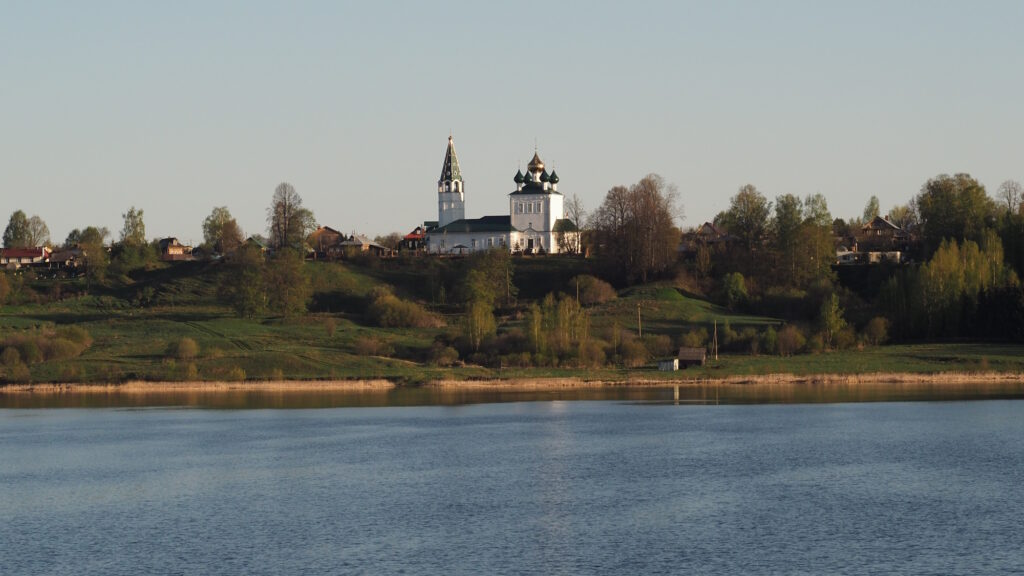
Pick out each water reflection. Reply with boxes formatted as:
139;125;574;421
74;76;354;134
2;381;1023;409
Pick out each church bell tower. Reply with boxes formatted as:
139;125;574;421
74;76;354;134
437;135;465;227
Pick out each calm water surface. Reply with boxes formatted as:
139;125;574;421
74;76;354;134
3;400;1024;575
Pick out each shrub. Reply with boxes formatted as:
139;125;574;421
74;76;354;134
167;337;200;360
642;334;674;357
226;366;246;381
761;327;778;355
44;338;83;361
57;326;93;348
777;325;806;356
620;339;649;368
324;317;337;338
835;326;858;350
366;287;440;328
15;340;42;364
680;328;708;349
429;344;459;367
354;337;394;357
1;347;20;368
6;361;31;383
569;275;617;306
723;272;748;310
863;317;889;345
577;340;607;368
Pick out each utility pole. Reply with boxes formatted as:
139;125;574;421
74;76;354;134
637;302;642;338
713;320;719;361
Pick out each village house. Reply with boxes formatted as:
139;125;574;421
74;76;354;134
309;226;346;259
158;238;192;261
423;136;580;255
0;247;51;269
340;235;389;258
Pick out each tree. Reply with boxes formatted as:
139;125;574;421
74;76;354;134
771;194;804;279
720;184;771;253
218;244;267;317
3;210;29;248
818;293;846;349
263;248;310;316
373;232;403;251
26;216;50;247
887;203;918;231
203;207;243;253
916;173;995;255
120;207;146;246
267;182;316;251
863;195;880;222
998;180;1022;214
558;193;586;254
590;174;681;284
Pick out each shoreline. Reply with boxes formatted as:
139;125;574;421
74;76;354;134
3;371;1024;394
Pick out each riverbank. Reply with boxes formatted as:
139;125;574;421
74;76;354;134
4;371;1024;395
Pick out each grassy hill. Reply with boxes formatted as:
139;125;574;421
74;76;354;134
2;257;1024;385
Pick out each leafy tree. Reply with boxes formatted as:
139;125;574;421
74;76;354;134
67;226;110;288
818;293;846;349
590;174;681;283
720;184;770;253
267;182;316;251
3;210;29;248
373;233;403;251
203;207;244;254
916;173;995;255
863;195;880;222
723;272;747;310
887;203;918;231
458;249;517;307
120;206;146;246
771;194;804;279
264;248;310;317
218;244;266;317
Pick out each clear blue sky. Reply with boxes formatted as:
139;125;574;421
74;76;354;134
3;1;1023;244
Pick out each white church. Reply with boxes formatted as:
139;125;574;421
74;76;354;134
423;136;578;254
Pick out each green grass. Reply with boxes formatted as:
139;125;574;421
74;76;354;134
3;260;1024;385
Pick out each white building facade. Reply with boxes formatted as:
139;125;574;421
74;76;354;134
425;137;577;254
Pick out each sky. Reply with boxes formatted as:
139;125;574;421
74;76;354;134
3;1;1023;245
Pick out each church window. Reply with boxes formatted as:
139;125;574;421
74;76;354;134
471;238;477;249
487;237;494;247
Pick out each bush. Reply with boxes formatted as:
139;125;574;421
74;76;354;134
429;344;459;367
863;317;889;345
761;327;778;355
226;366;246;381
167;337;200;360
324;317;337;338
777;325;806;356
57;326;93;348
354;337;394;357
577;340;607;368
366;287;441;328
44;338;82;361
6;361;31;383
15;340;42;364
643;334;674;357
680;328;708;349
835;326;858;350
1;347;20;368
569;275;617;306
620;339;649;368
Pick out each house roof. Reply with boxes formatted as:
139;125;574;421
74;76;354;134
553;218;579;233
432;215;517;234
509;180;561;196
1;247;50;258
862;216;902;232
341;235;387;250
678;347;707;361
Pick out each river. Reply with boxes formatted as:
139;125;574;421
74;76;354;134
2;394;1023;574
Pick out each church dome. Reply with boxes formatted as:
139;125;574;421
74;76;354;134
514;169;524;184
527;152;544;173
540;170;550;183
549;170;559;184
524;171;534;183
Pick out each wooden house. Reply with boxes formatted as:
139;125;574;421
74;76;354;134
678;347;707;368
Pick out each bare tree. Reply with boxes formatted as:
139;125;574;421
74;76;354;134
591;174;682;283
998;180;1022;214
26;216;50;247
267;183;316;251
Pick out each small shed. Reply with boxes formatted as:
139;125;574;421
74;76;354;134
678;347;707;368
658;358;679;372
